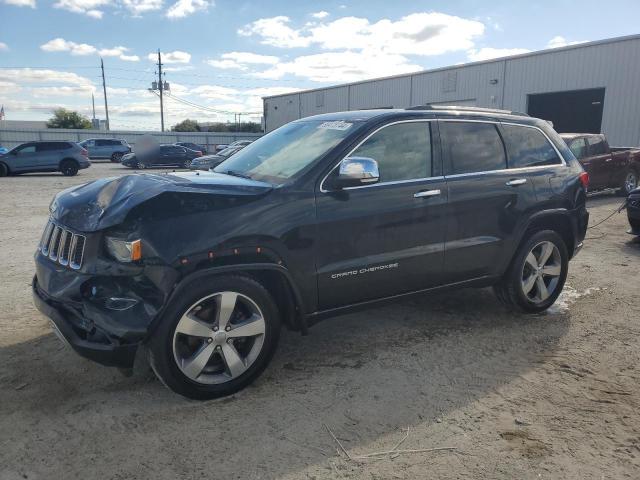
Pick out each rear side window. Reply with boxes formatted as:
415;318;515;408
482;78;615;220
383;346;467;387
350;122;432;182
568;138;588;159
96;139;119;146
587;136;608;155
441;122;506;175
501;125;561;168
36;142;70;152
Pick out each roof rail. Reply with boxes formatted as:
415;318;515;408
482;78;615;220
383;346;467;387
406;104;530;117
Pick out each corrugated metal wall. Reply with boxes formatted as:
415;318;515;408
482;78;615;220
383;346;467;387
0;129;262;150
264;35;640;146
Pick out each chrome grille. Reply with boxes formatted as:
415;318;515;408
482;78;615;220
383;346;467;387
38;219;86;270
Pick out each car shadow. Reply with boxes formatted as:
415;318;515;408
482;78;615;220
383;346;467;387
0;287;570;478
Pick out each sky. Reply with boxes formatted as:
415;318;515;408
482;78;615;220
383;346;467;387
0;0;639;130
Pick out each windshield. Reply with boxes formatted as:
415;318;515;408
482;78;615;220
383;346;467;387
213;120;362;184
218;146;239;157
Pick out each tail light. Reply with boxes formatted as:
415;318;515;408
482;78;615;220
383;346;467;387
81;148;88;157
196;151;202;157
579;171;589;190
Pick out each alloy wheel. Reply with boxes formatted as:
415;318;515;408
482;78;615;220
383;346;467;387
625;172;637;194
172;291;266;385
521;241;562;304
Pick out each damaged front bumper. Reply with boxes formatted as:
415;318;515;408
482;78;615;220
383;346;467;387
32;250;171;369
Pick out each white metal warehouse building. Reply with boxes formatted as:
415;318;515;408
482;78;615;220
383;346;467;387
262;34;640;146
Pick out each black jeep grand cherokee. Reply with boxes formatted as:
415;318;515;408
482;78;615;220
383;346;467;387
33;106;589;399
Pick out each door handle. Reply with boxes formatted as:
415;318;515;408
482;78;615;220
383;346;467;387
506;178;527;186
605;158;612;162
414;189;441;198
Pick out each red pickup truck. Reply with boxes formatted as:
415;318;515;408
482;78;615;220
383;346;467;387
560;133;640;195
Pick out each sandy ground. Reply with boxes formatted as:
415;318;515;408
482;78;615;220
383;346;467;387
0;162;639;480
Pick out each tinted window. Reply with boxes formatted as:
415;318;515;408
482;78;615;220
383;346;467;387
15;144;36;154
587;135;608;155
441;122;506;175
96;139;119;146
568;138;588;159
36;142;70;152
502;125;561;168
350;122;432;182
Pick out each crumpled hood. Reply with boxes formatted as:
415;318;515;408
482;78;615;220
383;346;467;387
50;171;273;231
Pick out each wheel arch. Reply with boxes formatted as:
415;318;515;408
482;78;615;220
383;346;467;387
0;161;10;175
165;262;307;335
58;157;79;168
520;210;577;259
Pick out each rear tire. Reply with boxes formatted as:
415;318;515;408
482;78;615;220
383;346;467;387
183;159;192;168
111;152;124;163
0;163;8;177
148;274;281;400
618;169;638;196
60;159;79;176
494;230;568;313
138;161;148;169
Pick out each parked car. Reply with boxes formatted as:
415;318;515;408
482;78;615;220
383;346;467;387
121;144;202;169
0;141;90;177
175;142;207;155
78;138;131;162
33;106;588;399
214;140;252;153
189;144;247;170
627;187;640;235
0;145;8;155
560;133;640;195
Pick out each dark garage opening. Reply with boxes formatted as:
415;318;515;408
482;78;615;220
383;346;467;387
527;88;605;133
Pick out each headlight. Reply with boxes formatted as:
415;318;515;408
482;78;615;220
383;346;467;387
105;237;142;262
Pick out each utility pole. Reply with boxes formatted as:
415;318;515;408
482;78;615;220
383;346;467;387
91;93;96;120
157;49;165;132
101;58;110;131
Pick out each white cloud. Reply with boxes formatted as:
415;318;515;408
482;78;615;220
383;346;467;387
41;38;97;56
2;0;36;7
467;47;531;62
53;0;108;18
0;68;94;87
148;50;191;63
119;54;140;62
0;42;8;51
206;51;279;70
191;85;239;101
120;0;163;15
244;86;302;97
0;80;21;95
41;38;139;61
30;85;95;97
547;36;587;49
311;11;329;19
240;12;484;55
254;50;421;83
239;16;311;48
166;0;210;18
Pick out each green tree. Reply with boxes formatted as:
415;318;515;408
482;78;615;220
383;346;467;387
46;108;92;129
172;119;201;132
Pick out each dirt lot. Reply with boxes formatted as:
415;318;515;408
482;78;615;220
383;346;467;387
1;163;639;480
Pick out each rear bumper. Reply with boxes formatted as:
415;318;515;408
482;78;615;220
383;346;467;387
572;206;589;258
33;277;138;368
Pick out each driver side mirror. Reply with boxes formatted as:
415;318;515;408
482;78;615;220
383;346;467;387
330;156;380;189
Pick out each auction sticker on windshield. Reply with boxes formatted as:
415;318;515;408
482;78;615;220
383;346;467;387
318;121;353;131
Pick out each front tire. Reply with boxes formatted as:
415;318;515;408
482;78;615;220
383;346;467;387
494;230;568;313
111;152;124;163
0;162;8;177
148;274;281;400
60;160;79;176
